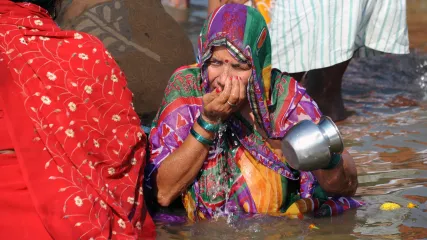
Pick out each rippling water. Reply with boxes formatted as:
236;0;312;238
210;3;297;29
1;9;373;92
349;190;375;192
160;1;427;239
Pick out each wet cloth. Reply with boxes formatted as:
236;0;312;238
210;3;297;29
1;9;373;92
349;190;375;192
270;0;410;73
146;4;362;222
57;0;196;124
0;1;155;238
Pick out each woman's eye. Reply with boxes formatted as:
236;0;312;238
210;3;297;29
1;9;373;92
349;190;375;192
210;60;222;66
233;64;251;71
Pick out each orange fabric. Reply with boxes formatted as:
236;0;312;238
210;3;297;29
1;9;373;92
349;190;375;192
237;150;284;213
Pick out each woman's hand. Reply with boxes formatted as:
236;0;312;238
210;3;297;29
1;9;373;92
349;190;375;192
313;150;358;196
202;75;246;123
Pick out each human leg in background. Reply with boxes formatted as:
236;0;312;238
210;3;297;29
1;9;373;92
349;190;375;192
302;59;352;122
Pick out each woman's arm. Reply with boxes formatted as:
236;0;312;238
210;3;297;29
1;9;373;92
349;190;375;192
313;150;358;196
155;120;214;207
208;0;221;15
154;76;243;206
285;86;358;197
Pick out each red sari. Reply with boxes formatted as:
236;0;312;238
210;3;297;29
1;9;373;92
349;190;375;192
0;1;155;239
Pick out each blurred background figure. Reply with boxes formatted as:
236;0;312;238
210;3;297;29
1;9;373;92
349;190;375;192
57;0;196;127
270;0;409;121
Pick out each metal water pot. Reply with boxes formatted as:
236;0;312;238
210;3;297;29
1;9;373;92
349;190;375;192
281;116;344;171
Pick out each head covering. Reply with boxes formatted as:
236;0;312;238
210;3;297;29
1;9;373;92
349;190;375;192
198;4;314;139
148;4;361;221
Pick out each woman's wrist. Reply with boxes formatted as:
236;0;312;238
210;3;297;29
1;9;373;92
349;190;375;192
197;115;219;132
192;121;216;146
322;153;343;170
200;112;219;125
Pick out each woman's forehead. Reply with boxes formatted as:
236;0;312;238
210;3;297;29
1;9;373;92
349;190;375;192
211;46;248;64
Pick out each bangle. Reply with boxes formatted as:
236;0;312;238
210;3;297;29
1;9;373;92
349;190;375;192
197;115;219;132
323;153;342;170
190;127;214;146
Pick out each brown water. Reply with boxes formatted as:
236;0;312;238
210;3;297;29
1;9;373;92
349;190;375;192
160;1;427;239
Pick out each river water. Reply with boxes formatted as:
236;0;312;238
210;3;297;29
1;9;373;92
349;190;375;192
160;1;427;239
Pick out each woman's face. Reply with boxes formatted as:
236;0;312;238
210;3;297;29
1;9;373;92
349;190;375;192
206;46;252;94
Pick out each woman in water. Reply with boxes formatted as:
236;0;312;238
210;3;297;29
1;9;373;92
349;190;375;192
146;4;361;221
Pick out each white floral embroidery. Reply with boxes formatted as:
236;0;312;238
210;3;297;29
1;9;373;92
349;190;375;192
34;19;43;26
74;33;83;39
110;74;118;82
19;37;27;45
100;200;107;209
136;221;142;230
118;219;126;229
41;96;51;105
93;139;100;148
74;196;83;207
65;129;75;138
131;158;137;165
137;132;143;139
89;161;95;169
68;102;77;112
127;197;135;204
84;85;93;94
27;36;36;41
105;50;112;59
78;53;89;60
46;72;56;81
108;167;115;175
112;114;121;122
92;48;97;53
39;36;50;41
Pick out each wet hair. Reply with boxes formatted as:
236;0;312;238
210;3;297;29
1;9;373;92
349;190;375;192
11;0;62;18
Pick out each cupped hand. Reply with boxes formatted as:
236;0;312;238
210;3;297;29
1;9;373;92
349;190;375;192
202;75;246;123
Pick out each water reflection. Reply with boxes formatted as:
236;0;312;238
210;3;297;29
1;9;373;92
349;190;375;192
161;0;427;239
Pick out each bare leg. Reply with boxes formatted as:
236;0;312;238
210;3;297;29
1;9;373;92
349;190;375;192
302;59;352;122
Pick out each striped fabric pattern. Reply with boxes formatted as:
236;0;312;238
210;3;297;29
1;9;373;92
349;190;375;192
270;0;410;73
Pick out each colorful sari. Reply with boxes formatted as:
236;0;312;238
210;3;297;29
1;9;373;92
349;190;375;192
250;0;274;25
147;4;362;222
0;1;154;239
